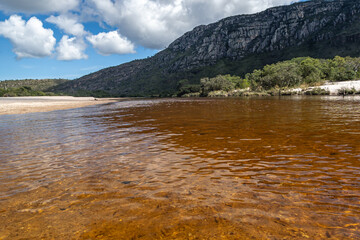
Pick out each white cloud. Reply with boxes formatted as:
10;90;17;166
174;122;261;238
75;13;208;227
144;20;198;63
46;14;89;61
87;0;296;49
86;31;135;55
0;0;80;13
57;36;88;60
46;14;87;36
0;0;300;60
87;0;186;49
0;15;56;59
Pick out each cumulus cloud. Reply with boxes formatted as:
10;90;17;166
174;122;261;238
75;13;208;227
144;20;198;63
0;0;79;13
57;36;88;60
87;0;296;49
46;14;89;60
46;14;87;36
87;0;187;49
0;15;56;58
86;31;135;55
0;0;300;60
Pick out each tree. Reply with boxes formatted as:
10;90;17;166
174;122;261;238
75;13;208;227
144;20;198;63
200;75;235;96
300;57;325;83
327;56;356;81
254;61;302;89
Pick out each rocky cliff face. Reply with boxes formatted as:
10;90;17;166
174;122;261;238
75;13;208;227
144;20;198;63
56;0;360;96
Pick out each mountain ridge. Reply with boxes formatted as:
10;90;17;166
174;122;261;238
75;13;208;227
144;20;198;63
55;0;360;97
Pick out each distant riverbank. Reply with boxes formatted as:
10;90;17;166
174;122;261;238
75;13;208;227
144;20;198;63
0;96;120;115
1;80;359;116
262;80;360;96
184;80;360;98
312;80;360;95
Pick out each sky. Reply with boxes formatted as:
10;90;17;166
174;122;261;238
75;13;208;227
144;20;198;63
0;0;299;80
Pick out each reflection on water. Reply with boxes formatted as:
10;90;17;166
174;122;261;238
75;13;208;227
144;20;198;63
0;97;359;239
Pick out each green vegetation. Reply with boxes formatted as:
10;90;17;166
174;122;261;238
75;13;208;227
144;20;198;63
304;88;331;96
73;90;113;98
247;56;360;91
176;56;360;97
175;75;250;97
0;86;53;97
338;87;360;95
135;40;360;97
199;75;249;96
2;56;360;98
0;79;69;97
0;79;68;91
176;79;201;97
0;79;117;98
53;38;360;98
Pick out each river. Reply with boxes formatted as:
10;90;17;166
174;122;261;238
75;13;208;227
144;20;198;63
0;97;359;239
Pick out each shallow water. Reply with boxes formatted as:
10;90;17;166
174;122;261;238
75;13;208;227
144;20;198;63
0;97;359;239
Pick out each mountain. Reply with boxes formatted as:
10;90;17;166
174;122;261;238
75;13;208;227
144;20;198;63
55;0;360;97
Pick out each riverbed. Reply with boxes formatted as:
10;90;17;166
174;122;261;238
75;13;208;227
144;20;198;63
0;97;359;239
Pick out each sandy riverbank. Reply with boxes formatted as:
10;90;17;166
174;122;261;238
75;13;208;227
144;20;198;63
0;96;120;115
316;80;360;95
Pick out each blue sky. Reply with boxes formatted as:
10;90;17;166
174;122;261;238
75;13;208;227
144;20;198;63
0;0;297;80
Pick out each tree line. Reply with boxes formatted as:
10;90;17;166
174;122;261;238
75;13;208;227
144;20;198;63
0;86;55;97
177;56;360;97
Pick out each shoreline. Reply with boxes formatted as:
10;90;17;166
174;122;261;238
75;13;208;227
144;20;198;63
316;80;360;95
0;96;121;115
182;80;360;97
1;80;360;115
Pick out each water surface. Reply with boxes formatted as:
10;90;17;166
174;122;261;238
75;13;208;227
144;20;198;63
0;97;359;239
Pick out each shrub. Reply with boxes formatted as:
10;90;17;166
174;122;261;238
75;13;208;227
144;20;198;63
208;90;228;97
246;69;263;91
304;88;330;95
200;75;235;96
182;92;201;98
176;79;201;97
247;61;302;90
300;57;325;83
338;87;357;95
244;56;360;92
222;75;249;89
326;56;358;81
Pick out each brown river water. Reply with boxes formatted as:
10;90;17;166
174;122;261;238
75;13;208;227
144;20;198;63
0;97;359;239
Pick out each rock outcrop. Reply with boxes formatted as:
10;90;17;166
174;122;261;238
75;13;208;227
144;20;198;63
55;0;360;96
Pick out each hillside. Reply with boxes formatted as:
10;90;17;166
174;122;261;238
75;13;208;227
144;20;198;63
54;0;360;97
0;79;68;92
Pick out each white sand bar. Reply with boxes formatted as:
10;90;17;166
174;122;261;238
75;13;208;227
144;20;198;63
318;80;360;95
0;96;119;115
